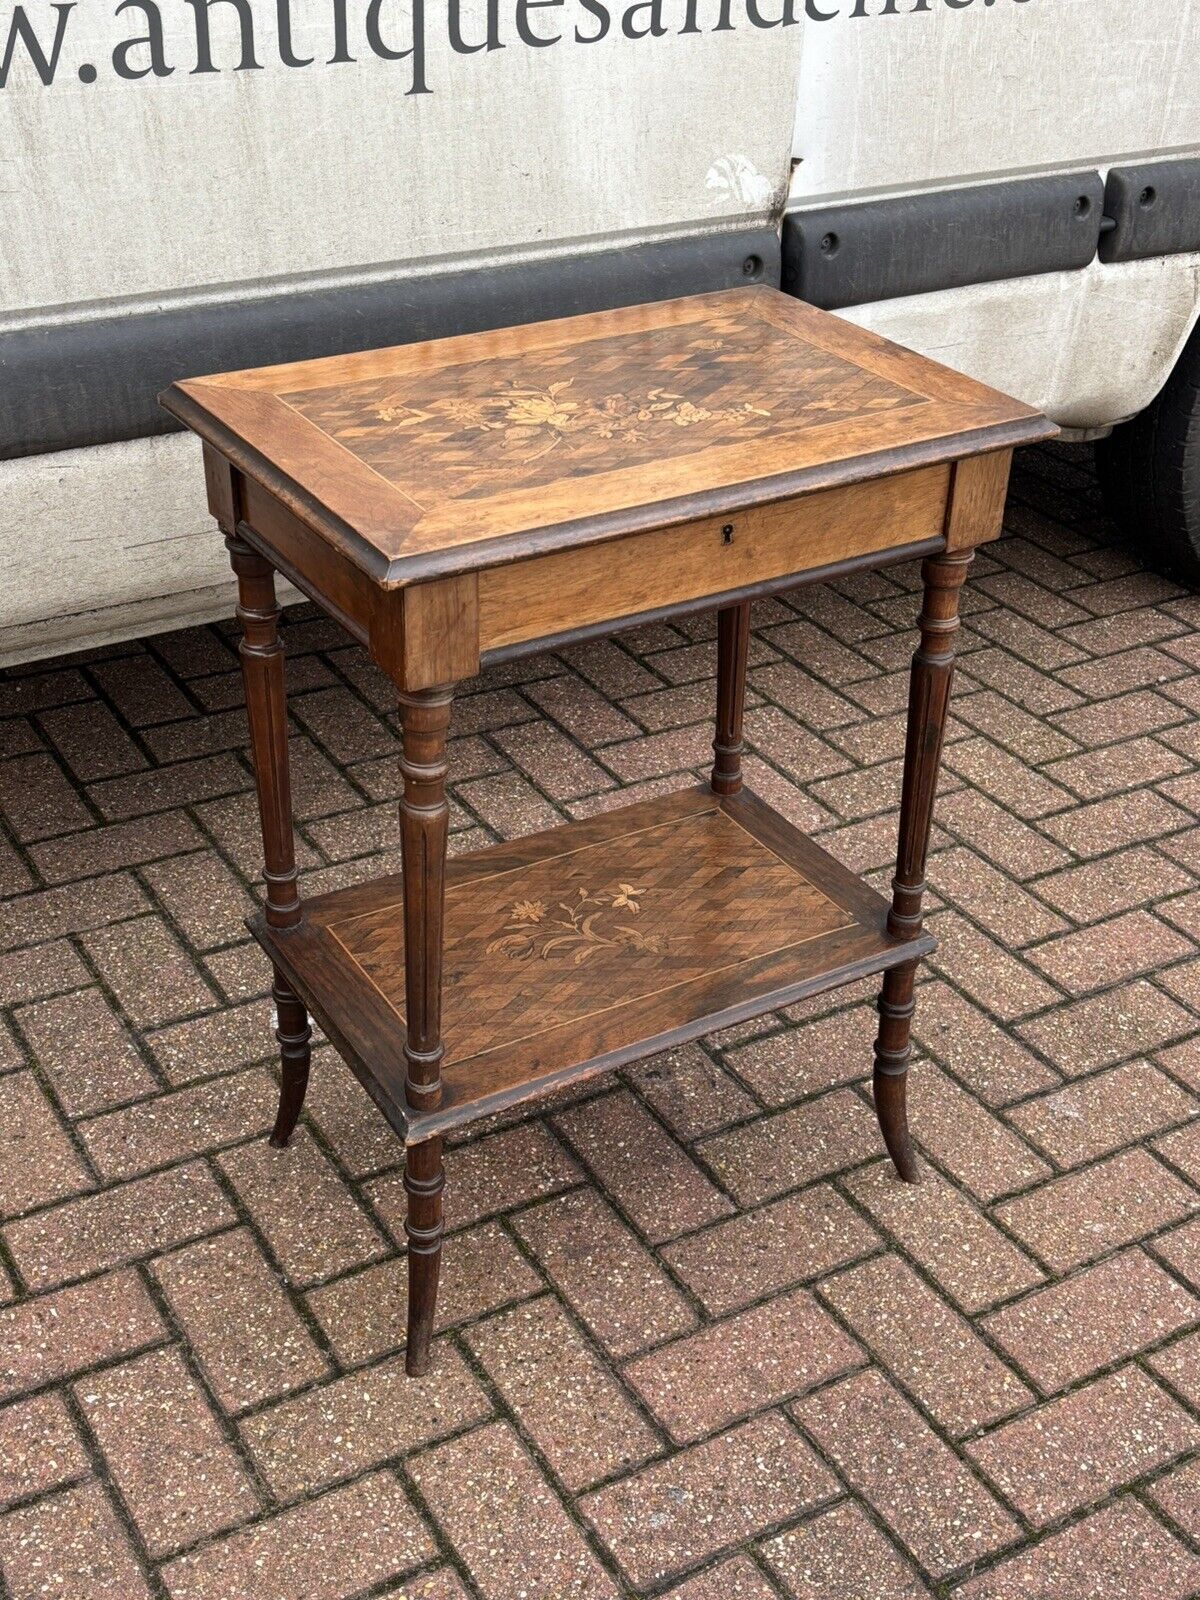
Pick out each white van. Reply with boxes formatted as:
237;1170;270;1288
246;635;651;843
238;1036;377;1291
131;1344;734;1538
2;0;1198;665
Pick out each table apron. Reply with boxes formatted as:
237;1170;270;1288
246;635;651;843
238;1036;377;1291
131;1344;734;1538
476;462;951;654
480;534;947;669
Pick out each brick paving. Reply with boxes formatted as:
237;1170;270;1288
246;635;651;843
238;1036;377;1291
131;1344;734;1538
0;441;1198;1599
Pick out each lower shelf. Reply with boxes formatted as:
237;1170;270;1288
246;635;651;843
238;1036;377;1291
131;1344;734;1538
252;784;933;1144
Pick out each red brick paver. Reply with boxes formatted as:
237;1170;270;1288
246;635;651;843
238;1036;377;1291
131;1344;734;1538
1;443;1199;1597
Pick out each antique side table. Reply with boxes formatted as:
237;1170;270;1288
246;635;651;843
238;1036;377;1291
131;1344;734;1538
162;287;1053;1376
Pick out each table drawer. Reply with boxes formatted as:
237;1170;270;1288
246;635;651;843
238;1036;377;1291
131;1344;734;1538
478;462;951;651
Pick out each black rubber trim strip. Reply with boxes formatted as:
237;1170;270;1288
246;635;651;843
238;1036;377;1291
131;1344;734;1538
1100;160;1200;264
783;172;1105;311
0;227;777;461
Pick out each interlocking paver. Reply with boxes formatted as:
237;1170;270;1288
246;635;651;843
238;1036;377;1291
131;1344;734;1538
995;1147;1198;1271
412;1421;619;1599
1032;843;1194;921
145;996;277;1083
1158;1107;1200;1184
761;1500;927;1600
908;1062;1051;1201
553;1089;733;1241
31;811;201;884
797;1368;1019;1578
160;1472;434;1600
1148;1455;1200;1541
0;1479;155;1599
2;444;1200;1598
818;1253;1032;1436
926;912;1060;1021
624;1040;759;1138
723;1007;875;1104
82;914;217;1028
153;1228;330;1411
1006;1061;1198;1167
0;752;92;841
390;1573;472;1600
1152;1210;1200;1291
966;1365;1200;1525
0;1394;88;1507
954;1499;1200;1600
1025;909;1195;995
697;1087;881;1206
4;1160;235;1289
0;1071;94;1218
981;1249;1200;1392
1014;980;1197;1075
217;1128;387;1286
913;979;1059;1104
845;1162;1045;1313
79;1066;279;1179
0;1270;166;1400
664;1554;783;1598
662;1182;878;1316
13;988;157;1116
624;1286;863;1443
142;849;258;949
0;940;90;1004
513;1188;696;1356
240;1345;491;1499
464;1295;661;1491
370;1122;580;1237
75;1345;260;1556
308;1221;543;1365
581;1412;836;1591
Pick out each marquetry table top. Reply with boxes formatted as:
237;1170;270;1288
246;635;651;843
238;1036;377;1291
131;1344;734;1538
161;286;1053;588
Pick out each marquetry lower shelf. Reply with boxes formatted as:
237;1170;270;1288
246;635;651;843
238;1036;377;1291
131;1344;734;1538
252;785;934;1144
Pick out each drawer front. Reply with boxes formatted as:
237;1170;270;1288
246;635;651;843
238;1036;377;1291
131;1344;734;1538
478;463;950;651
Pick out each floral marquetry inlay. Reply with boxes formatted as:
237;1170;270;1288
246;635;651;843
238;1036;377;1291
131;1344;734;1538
377;380;774;468
328;807;855;1067
280;310;923;506
488;883;667;965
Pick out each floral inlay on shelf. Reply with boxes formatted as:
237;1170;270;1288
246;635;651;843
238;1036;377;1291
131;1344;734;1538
375;380;772;463
487;883;668;965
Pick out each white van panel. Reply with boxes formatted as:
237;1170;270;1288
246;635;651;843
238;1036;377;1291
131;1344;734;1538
843;255;1200;431
793;0;1200;198
789;0;1200;429
3;19;800;317
2;18;804;660
0;434;292;666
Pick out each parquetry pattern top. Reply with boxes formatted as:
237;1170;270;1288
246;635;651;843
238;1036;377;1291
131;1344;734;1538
326;806;852;1069
161;286;1054;584
280;315;911;503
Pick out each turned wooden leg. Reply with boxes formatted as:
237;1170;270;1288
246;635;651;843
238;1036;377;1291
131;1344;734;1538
712;601;751;795
227;533;310;1146
874;962;919;1182
270;979;311;1148
404;1137;444;1376
874;550;971;1183
397;685;453;1374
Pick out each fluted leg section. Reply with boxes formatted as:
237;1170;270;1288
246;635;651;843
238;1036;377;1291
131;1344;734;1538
269;980;312;1148
711;601;751;796
397;686;453;1374
397;687;453;1115
404;1137;444;1376
874;550;971;1183
227;533;310;1146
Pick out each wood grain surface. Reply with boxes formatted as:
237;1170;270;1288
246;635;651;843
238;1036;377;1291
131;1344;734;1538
162;288;1055;587
251;786;935;1144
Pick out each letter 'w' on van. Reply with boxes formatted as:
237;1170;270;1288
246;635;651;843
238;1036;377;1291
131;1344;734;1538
2;0;1200;662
